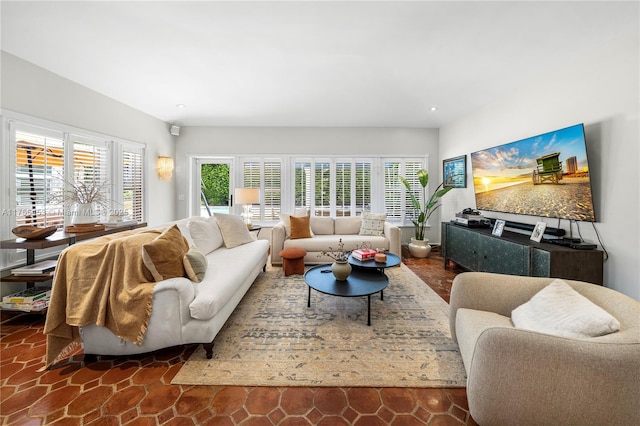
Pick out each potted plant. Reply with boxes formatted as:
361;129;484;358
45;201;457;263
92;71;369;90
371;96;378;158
49;176;111;225
399;169;453;257
319;238;352;280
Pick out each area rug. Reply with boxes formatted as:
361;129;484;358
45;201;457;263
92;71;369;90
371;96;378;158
171;264;467;388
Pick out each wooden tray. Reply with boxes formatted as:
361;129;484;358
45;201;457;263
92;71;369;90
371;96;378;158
65;224;106;233
12;225;58;240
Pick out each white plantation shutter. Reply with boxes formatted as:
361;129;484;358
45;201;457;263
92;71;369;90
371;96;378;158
71;136;110;218
15;130;65;228
335;161;351;216
122;147;144;222
12;123;145;229
355;162;371;215
293;159;374;217
263;161;281;221
384;161;402;222
315;162;331;216
242;160;282;222
384;160;425;223
243;161;260;223
295;161;312;210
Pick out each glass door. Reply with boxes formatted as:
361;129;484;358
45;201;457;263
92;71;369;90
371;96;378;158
195;159;233;217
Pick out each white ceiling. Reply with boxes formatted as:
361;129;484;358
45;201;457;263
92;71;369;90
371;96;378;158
2;1;638;128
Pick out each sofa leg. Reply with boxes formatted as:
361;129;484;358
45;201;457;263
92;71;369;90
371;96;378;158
203;340;214;359
83;354;98;363
263;263;267;272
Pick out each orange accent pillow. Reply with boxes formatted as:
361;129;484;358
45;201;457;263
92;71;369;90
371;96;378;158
290;215;312;239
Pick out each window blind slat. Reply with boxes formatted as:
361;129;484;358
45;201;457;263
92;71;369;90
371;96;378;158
15;133;65;227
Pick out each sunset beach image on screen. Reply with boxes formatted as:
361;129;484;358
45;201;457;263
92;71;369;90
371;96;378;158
470;124;596;222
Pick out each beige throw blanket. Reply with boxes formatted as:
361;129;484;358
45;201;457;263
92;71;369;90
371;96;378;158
44;227;163;367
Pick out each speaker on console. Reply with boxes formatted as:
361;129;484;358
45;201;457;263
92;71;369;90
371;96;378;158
170;125;181;136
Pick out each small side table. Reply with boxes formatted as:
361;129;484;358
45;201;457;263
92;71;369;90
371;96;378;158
248;225;262;235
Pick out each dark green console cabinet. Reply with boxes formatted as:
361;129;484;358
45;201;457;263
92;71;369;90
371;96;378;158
442;222;604;285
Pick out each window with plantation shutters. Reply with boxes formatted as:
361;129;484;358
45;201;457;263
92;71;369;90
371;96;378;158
354;162;371;215
9;120;146;231
384;160;424;223
293;159;375;218
315;162;331;216
242;160;282;222
335;161;351;216
15;130;65;228
295;161;312;210
71;136;110;218
199;155;426;225
122;147;144;222
263;162;281;221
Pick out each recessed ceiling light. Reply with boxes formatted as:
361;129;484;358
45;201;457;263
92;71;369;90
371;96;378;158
430;106;438;111
176;104;186;109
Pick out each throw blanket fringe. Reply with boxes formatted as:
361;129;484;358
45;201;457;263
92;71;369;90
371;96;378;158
44;227;163;368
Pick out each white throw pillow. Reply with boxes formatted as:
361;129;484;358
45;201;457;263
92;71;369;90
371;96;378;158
359;212;387;236
511;279;620;338
214;213;255;248
187;217;223;255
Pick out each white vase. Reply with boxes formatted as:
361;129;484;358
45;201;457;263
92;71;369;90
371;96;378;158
408;237;431;258
71;202;99;225
331;260;352;281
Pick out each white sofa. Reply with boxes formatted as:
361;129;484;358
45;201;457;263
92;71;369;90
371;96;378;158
79;215;270;359
271;215;401;265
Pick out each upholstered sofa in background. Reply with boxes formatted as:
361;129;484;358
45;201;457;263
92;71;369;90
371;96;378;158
271;214;401;266
449;272;640;426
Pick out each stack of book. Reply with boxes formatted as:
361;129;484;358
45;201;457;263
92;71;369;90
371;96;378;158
352;248;377;261
1;286;52;311
11;259;57;276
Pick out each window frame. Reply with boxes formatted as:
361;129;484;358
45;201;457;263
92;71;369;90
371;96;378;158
1;112;146;267
210;154;429;226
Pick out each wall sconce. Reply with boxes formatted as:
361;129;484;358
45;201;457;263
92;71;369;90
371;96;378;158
234;188;260;227
157;156;174;180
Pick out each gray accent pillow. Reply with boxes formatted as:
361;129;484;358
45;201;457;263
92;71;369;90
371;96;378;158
183;248;207;283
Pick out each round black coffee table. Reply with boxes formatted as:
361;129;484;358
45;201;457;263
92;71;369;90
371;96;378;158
304;264;388;326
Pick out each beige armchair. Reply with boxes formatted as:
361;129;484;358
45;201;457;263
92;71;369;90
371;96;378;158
449;272;640;426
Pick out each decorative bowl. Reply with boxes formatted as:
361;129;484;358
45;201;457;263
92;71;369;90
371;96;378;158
12;225;58;240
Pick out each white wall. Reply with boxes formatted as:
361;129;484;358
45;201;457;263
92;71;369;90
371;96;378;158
174;126;439;242
439;29;639;299
0;52;176;226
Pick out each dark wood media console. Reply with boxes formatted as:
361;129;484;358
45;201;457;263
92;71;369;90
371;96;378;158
441;222;604;285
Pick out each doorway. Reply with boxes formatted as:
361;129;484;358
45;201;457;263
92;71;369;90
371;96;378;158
195;159;233;217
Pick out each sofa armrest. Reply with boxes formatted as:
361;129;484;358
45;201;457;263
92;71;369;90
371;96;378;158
467;326;640;425
271;222;286;265
152;276;197;326
384;221;401;257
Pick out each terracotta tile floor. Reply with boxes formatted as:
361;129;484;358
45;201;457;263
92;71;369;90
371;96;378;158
1;251;475;425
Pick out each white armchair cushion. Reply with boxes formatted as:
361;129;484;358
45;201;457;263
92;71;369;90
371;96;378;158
511;279;620;338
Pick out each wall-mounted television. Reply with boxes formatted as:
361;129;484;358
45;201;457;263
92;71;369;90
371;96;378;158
470;124;596;222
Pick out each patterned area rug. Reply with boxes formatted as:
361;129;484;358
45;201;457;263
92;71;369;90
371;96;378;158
172;264;467;387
